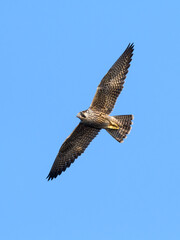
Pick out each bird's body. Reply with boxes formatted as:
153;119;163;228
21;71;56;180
47;43;134;180
77;109;119;129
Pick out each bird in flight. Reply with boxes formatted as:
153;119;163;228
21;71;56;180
47;43;134;180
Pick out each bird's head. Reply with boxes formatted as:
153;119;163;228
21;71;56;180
76;111;87;120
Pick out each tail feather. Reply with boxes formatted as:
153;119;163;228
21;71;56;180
106;115;133;143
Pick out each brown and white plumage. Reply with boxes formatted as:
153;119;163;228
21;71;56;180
47;123;100;180
90;43;134;114
47;43;134;180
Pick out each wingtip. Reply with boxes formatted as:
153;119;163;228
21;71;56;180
126;43;134;52
46;173;55;181
129;42;134;48
46;175;51;181
46;170;62;181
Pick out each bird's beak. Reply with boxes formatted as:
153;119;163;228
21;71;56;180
76;112;81;119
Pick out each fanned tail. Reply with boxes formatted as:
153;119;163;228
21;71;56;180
106;115;133;143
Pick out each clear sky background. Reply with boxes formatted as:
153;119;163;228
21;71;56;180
0;1;180;239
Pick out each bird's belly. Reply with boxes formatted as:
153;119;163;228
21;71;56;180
82;114;110;129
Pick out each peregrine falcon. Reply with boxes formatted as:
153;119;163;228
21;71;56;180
47;43;134;180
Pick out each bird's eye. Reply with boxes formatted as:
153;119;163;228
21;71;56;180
80;112;86;118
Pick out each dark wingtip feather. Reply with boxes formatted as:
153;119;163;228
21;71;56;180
46;174;52;181
128;43;134;49
46;172;57;181
47;166;66;181
126;43;134;55
125;43;134;62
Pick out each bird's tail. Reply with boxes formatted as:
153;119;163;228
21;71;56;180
106;115;133;143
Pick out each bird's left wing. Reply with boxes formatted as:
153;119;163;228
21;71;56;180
90;43;134;114
47;123;100;180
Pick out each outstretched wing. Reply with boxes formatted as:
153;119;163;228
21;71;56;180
90;43;134;114
47;123;100;180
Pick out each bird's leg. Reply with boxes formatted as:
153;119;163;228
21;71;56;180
107;121;119;129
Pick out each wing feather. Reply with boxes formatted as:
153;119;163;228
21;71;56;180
90;43;134;114
47;123;100;180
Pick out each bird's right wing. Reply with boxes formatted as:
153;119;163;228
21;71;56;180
47;123;100;180
90;43;134;114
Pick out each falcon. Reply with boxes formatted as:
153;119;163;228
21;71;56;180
47;43;134;180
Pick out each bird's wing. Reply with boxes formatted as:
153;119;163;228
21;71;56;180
47;123;100;180
90;43;134;114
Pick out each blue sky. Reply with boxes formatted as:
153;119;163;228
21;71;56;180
0;1;180;239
